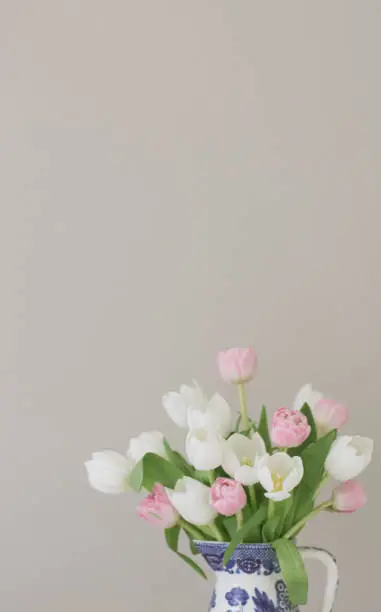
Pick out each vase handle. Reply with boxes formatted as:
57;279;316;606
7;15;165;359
298;547;339;612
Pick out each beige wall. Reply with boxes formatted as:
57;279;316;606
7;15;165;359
1;2;380;610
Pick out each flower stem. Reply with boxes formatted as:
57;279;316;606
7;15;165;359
178;518;209;541
210;521;225;542
248;485;257;509
236;509;244;530
283;500;333;540
267;500;275;520
238;383;249;431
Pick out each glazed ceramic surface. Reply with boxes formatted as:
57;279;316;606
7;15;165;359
195;542;338;612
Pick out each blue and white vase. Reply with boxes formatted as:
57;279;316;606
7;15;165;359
195;542;339;612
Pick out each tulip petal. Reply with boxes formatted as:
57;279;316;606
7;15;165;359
234;464;259;485
162;392;188;428
265;490;291;502
222;445;241;478
258;463;274;492
207;393;233;437
283;457;304;492
293;384;323;411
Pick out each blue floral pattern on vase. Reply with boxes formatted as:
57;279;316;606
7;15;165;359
252;588;278;612
226;587;250;608
196;542;284;576
210;588;216;610
238;558;262;575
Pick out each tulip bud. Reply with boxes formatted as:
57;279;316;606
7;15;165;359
218;347;257;384
85;451;135;494
210;478;247;516
271;407;311;448
325;435;373;482
136;483;179;528
332;480;367;513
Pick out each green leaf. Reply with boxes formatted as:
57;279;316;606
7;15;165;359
258;405;272;452
295;429;337;519
184;531;199;555
262;516;280;543
142;453;184;491
127;460;144;492
275;497;293;538
273;539;308;605
262;498;293;541
223;516;238;539
288;404;317;457
285;429;337;530
193;470;212;485
163;439;194;476
165;526;207;579
223;504;267;565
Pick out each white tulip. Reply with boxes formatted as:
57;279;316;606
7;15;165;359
188;392;233;437
127;431;165;462
293;383;323;411
163;383;233;437
222;433;266;485
166;476;216;525
325;435;373;481
186;428;224;470
162;384;206;428
85;451;135;494
258;452;304;502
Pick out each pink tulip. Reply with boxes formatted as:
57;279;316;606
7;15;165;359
313;398;349;436
210;477;247;516
333;480;367;513
271;407;311;448
218;347;258;384
136;483;178;528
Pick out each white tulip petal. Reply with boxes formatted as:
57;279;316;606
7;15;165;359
166;477;216;525
283;461;303;492
258;464;274;492
207;393;233;437
250;433;267;458
186;429;223;471
226;434;256;462
234;464;259;485
325;435;374;481
180;384;207;408
265;490;291;502
187;407;207;431
222;446;241;478
127;431;165;462
265;452;293;477
162;392;188;428
293;383;323;411
85;451;134;494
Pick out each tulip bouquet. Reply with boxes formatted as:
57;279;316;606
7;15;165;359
85;347;373;605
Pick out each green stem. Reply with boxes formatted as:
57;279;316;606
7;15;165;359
178;519;209;541
268;500;275;520
207;470;215;486
283;500;333;540
210;521;225;542
238;383;249;431
248;485;257;509
236;510;244;530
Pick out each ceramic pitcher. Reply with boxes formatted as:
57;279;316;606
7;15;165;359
195;542;339;612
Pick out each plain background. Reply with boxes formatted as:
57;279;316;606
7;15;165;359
1;1;380;610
